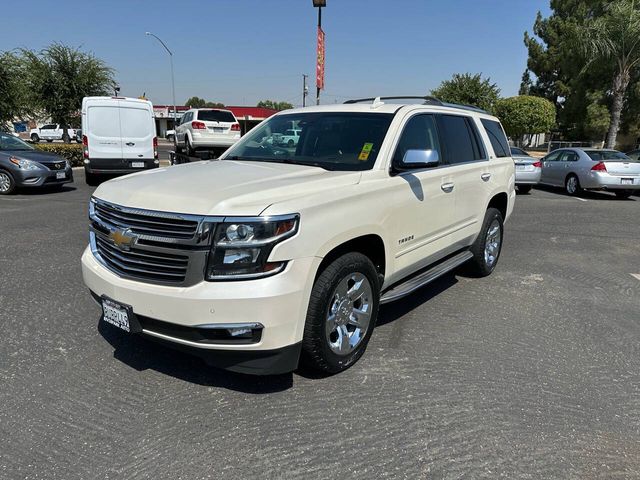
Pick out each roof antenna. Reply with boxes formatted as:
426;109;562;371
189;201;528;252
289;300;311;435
371;97;384;109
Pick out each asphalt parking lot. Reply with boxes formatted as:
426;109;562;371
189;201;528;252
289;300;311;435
1;173;639;479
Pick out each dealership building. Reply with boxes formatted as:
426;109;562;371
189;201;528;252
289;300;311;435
153;105;279;138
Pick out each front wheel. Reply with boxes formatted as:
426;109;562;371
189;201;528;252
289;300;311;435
85;171;100;186
30;134;40;143
0;170;16;195
466;207;504;277
300;252;380;374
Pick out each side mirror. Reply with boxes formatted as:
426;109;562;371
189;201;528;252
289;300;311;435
398;149;440;170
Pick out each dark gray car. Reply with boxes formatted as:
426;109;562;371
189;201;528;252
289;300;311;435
0;133;73;195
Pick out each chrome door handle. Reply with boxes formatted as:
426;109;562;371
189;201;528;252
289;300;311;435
481;173;491;182
125;142;135;146
441;183;454;193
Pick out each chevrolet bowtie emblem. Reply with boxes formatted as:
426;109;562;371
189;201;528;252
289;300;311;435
109;228;137;251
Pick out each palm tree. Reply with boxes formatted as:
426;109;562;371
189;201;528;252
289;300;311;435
578;0;640;148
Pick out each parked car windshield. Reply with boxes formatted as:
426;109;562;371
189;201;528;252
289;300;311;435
223;112;394;171
585;150;637;162
197;110;236;123
0;134;34;151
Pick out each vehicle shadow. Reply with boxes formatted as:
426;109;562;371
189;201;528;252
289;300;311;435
16;185;76;196
98;321;293;393
533;184;635;201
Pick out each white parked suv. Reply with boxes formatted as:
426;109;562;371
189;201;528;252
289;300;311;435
175;108;241;156
81;96;515;375
30;124;78;143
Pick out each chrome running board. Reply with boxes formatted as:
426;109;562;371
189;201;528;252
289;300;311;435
380;250;473;304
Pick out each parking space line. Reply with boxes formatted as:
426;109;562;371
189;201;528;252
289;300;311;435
574;197;588;202
631;274;640;281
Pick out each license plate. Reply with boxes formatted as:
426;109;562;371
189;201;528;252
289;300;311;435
621;178;634;185
209;127;224;133
515;165;526;171
131;162;145;168
101;297;141;333
56;172;66;179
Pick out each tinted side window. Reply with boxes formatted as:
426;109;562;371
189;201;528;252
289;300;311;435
438;115;482;164
393;114;441;165
481;119;510;158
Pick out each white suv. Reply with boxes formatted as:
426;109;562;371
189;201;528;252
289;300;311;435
82;96;515;375
176;108;241;155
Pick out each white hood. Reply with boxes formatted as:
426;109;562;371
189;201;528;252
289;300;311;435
93;160;361;216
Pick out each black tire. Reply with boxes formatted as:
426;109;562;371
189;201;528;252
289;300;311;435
465;207;504;277
0;170;16;195
31;134;40;143
287;139;294;147
185;136;194;156
300;252;380;374
565;174;582;196
517;185;532;194
85;171;100;186
167;135;175;142
614;190;632;199
46;139;53;143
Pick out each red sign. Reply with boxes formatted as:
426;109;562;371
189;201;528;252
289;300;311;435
316;27;325;90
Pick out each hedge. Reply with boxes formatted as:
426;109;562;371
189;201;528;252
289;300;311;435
34;143;83;166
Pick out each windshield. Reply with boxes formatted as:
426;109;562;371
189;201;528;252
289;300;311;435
0;134;34;151
223;112;393;171
585;150;637;162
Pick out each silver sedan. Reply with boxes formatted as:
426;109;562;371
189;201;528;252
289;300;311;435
511;147;541;194
539;148;640;199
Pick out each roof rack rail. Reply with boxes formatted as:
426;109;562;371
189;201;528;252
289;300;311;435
344;96;443;106
441;102;490;115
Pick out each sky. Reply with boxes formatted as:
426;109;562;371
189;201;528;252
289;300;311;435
1;0;551;107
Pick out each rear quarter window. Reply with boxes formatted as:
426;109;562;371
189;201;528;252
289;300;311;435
481;119;510;158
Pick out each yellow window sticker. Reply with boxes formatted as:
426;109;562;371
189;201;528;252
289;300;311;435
358;142;374;161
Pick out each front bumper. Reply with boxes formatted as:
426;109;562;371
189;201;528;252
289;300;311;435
81;246;319;374
13;166;73;187
584;172;640;190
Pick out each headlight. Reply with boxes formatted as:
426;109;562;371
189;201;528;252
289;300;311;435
205;214;299;281
9;157;43;170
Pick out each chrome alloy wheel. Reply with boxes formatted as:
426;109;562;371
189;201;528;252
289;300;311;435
484;219;502;268
0;172;11;193
566;176;578;194
326;272;373;356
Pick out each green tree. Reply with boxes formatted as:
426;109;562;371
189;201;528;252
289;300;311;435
430;73;500;113
257;100;294;111
0;51;28;129
185;96;224;108
22;43;114;138
572;0;640;148
494;96;556;146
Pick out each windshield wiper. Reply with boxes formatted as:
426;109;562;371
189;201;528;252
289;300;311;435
225;156;334;171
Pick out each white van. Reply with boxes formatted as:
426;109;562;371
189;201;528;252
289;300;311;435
82;97;158;185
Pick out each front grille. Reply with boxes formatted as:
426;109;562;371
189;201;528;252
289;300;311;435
41;162;66;170
94;234;189;283
93;200;199;240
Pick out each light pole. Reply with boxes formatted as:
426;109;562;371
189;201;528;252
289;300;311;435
145;31;177;147
302;74;308;107
312;0;326;105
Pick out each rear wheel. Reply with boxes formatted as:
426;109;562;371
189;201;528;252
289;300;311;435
565;174;582;196
517;185;532;194
466;208;504;277
0;170;16;195
185;136;195;156
300;252;380;374
30;134;40;143
46;139;53;143
614;190;633;199
287;139;295;147
85;171;100;186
